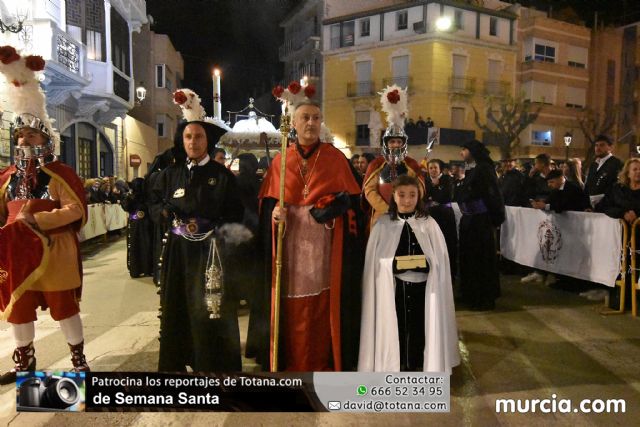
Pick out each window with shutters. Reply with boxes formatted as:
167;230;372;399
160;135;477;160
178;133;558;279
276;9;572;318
397;10;408;30
355;111;370;146
65;0;105;62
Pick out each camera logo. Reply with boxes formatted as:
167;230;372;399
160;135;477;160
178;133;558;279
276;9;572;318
17;371;86;412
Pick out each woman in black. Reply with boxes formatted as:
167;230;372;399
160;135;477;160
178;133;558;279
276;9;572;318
455;140;505;311
425;159;457;282
597;158;640;223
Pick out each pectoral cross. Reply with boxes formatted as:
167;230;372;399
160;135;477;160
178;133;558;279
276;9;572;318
303;185;310;199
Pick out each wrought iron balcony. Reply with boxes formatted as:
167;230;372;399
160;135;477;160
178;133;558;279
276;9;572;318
347;81;376;97
382;76;412;89
449;76;476;94
483;80;510;97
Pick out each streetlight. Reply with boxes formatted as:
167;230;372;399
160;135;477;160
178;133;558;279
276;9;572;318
563;131;572;161
435;16;452;32
135;82;146;104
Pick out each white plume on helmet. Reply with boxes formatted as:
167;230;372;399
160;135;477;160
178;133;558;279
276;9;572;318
379;84;408;133
379;85;409;163
0;45;58;144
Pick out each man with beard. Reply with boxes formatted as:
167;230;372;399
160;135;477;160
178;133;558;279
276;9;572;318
455;140;505;311
151;89;243;372
585;135;623;202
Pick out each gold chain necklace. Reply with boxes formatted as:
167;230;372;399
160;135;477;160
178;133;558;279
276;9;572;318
295;147;321;199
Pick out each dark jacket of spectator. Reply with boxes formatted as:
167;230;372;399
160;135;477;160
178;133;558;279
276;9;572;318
584;155;624;196
596;183;640;219
525;172;550;202
499;169;526;206
547;180;591;213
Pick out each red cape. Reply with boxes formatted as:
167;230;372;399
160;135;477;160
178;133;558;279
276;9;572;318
0;161;86;320
258;142;360;371
259;143;361;205
1;162;87;231
0;220;49;320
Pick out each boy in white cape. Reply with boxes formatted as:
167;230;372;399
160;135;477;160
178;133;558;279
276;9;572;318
358;175;460;373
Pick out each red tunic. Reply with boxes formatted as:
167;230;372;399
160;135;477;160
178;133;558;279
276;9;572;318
259;142;361;371
0;161;87;321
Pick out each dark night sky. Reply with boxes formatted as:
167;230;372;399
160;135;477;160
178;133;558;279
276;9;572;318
146;0;299;120
146;0;640;120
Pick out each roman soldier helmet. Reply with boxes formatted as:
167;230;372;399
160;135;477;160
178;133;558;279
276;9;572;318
172;88;231;162
0;45;57;169
380;85;409;165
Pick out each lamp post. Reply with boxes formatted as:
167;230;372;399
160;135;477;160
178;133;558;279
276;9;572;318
135;82;146;105
213;68;221;120
435;16;452;32
563;131;572;161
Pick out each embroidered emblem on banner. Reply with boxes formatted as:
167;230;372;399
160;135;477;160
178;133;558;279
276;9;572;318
537;219;563;264
0;268;8;286
173;188;185;198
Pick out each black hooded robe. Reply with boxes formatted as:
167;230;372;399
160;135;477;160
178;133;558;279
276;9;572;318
455;141;505;310
146;149;175;286
150;118;243;372
151;160;244;371
425;174;457;281
121;178;154;278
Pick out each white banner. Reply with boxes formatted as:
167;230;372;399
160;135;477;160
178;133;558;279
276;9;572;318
78;203;128;242
500;207;622;287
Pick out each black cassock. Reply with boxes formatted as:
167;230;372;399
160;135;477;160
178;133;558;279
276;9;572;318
151;160;244;372
455;162;505;310
425;174;457;280
146;169;165;285
393;212;429;371
121;179;153;278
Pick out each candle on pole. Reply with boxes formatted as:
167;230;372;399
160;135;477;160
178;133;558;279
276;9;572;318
213;68;221;120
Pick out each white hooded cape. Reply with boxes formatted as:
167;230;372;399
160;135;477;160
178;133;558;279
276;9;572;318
358;214;461;373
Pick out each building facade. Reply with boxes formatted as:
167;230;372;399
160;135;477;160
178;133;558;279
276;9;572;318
0;0;147;179
514;6;591;160
588;22;640;161
129;22;184;156
279;0;324;106
322;0;518;161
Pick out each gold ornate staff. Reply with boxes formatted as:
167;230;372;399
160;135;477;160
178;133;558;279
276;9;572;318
271;103;290;372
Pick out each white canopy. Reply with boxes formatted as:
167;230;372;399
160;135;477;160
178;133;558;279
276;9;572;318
219;112;281;148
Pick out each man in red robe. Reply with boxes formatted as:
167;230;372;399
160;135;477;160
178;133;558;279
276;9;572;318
256;101;364;371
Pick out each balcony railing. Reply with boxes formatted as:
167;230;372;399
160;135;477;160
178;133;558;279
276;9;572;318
484;80;510;97
113;70;131;103
347;81;376;97
382;76;412;89
289;63;321;83
449;76;476;95
279;25;321;59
